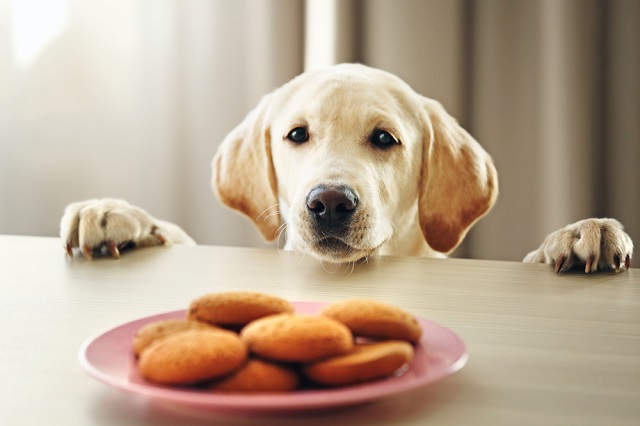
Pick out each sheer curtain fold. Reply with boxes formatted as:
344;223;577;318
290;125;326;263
470;0;639;260
175;0;303;246
1;0;637;261
469;0;610;259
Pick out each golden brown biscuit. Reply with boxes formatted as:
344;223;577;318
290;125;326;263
138;329;247;385
132;319;215;356
321;299;422;343
303;341;414;386
240;314;354;363
188;291;294;328
207;358;299;392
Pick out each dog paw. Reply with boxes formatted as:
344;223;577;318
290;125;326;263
60;199;168;260
524;218;633;273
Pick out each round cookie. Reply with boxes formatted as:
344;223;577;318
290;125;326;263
240;314;354;363
132;319;216;356
303;341;414;386
188;291;294;328
321;299;422;343
138;329;247;385
207;358;299;392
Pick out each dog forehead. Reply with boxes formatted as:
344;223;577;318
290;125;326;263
268;65;421;126
274;64;417;112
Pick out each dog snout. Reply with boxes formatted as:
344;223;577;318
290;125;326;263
306;185;358;230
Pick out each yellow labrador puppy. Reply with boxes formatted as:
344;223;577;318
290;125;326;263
60;64;633;273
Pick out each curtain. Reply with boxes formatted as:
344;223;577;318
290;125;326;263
0;0;303;249
1;0;638;261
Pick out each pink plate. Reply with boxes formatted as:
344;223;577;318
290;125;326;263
79;301;467;412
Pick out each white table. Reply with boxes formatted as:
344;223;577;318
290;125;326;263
2;235;639;425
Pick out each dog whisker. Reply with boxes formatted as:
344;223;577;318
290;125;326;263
255;204;280;222
264;211;281;221
319;260;342;274
275;221;288;236
344;261;355;278
373;250;383;267
361;245;382;267
275;223;288;251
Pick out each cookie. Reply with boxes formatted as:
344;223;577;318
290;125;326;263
132;319;215;356
240;314;354;363
321;299;422;343
303;340;414;386
188;291;294;328
207;358;299;392
138;329;247;385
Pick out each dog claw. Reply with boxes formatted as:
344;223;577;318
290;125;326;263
81;245;93;260
613;254;621;273
625;255;631;270
585;255;595;273
150;226;168;245
555;255;567;274
107;241;120;259
65;242;73;257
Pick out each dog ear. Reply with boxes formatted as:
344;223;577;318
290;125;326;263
211;94;280;241
418;98;498;254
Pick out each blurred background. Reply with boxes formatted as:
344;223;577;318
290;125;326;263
0;0;638;261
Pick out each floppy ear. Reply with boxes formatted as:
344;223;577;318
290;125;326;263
211;94;280;241
419;98;498;254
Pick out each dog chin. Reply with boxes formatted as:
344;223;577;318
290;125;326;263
306;237;377;264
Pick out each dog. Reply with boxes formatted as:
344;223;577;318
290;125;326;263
60;64;633;273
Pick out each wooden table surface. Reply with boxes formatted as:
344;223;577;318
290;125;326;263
1;235;639;425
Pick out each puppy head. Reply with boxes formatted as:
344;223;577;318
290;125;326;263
212;64;497;262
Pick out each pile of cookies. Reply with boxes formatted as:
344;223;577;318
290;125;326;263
133;291;422;392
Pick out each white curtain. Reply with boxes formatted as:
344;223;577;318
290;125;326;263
0;0;303;248
1;0;638;261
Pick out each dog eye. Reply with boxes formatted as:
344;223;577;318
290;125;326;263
286;127;309;144
370;129;399;148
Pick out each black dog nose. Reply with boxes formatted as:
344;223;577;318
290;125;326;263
306;185;358;229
